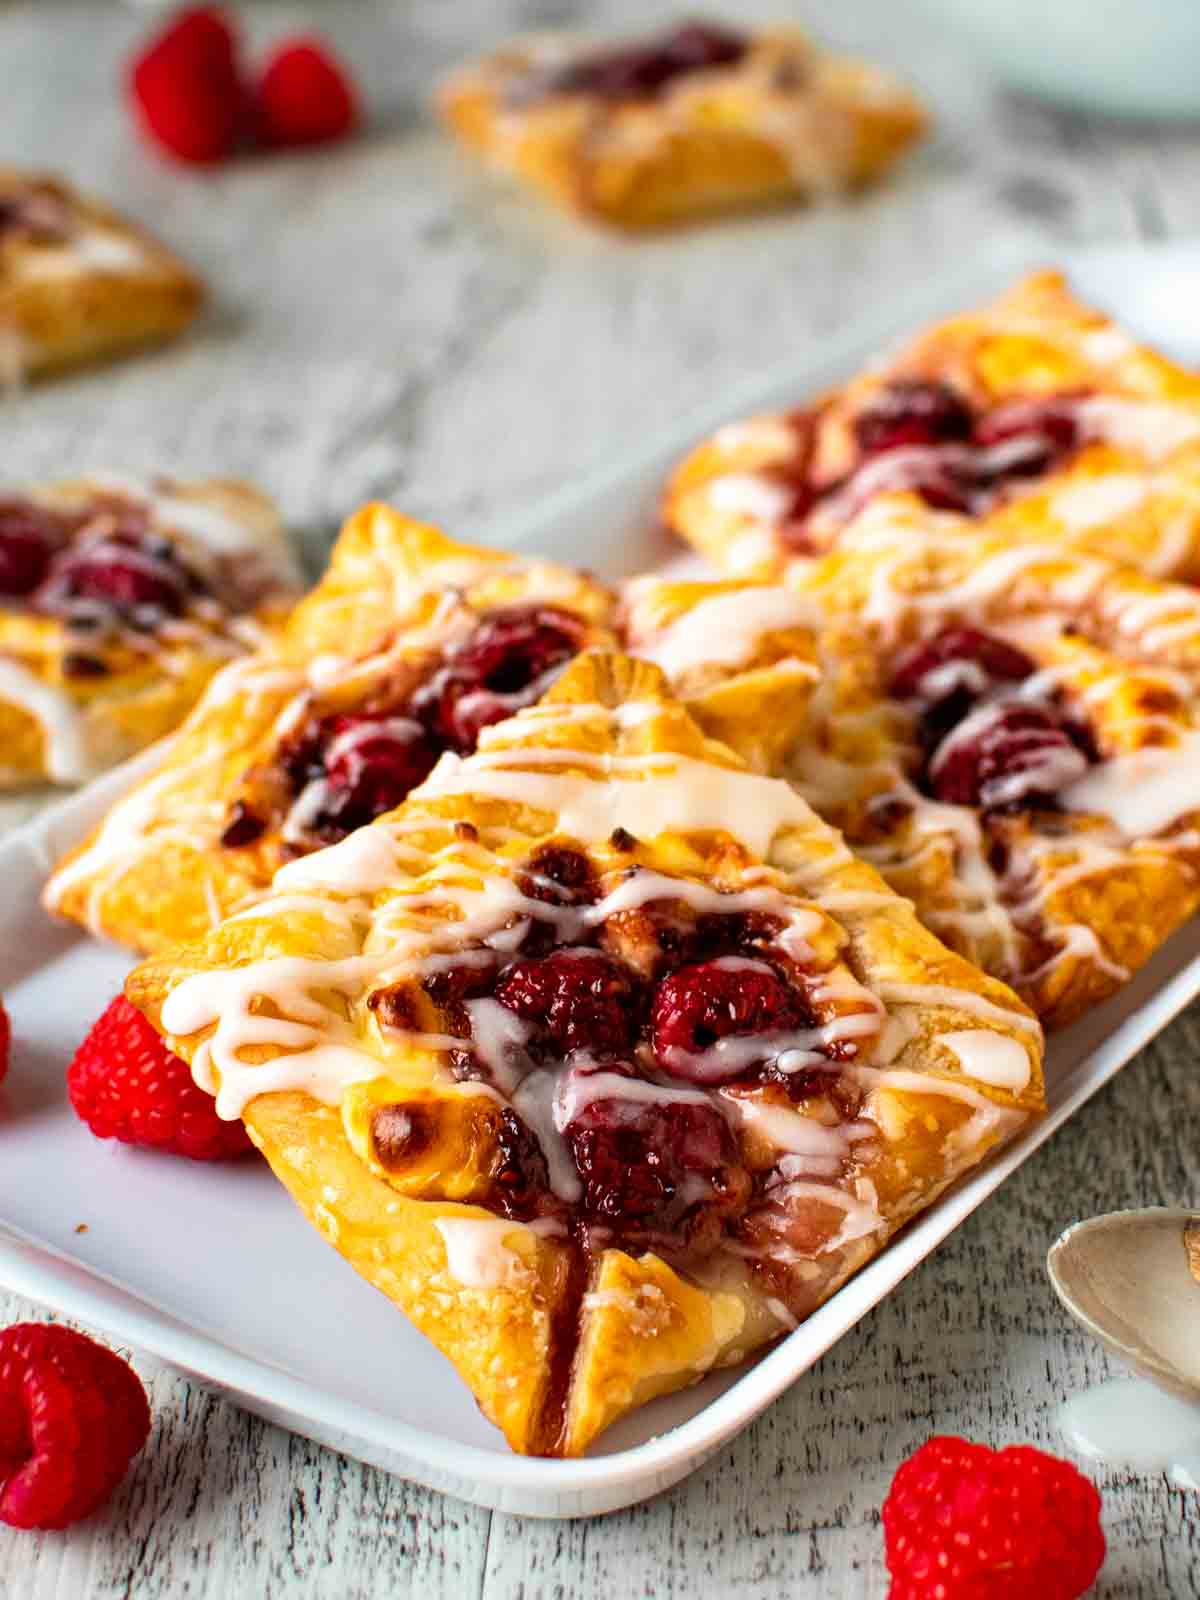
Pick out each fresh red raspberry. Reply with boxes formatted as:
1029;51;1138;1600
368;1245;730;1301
67;996;253;1162
651;959;800;1083
882;1435;1105;1600
853;380;975;457
0;999;9;1084
254;38;360;149
494;949;636;1056
128;6;246;166
0;1323;151;1529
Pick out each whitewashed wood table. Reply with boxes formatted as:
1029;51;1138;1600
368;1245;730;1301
2;2;1200;1595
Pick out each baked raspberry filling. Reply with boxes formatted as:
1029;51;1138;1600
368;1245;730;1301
413;605;585;752
378;862;875;1280
0;501;73;597
35;527;204;628
891;625;1096;811
0;185;71;245
927;703;1091;810
528;20;747;103
227;604;588;853
853;379;974;457
495;949;636;1056
651;958;803;1083
780;381;1090;536
563;1090;745;1228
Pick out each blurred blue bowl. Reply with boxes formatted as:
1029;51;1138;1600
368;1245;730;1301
923;0;1200;119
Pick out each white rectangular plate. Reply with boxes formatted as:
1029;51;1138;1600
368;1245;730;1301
4;240;1200;1519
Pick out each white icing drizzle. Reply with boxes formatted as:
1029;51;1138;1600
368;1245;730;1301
434;1218;527;1289
706;474;796;523
0;656;95;783
875;982;1041;1037
1077;396;1200;462
419;749;816;861
1050;473;1149;532
938;1029;1031;1091
1061;732;1200;836
637;588;817;679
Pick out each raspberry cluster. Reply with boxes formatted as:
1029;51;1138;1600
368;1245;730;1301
129;6;358;165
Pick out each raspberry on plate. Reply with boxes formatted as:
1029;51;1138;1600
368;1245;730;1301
882;1435;1105;1600
68;995;254;1162
0;1323;151;1529
254;37;359;149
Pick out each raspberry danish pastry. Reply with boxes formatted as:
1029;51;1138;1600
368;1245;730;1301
664;270;1200;581
0;168;202;380
438;22;924;229
46;505;615;953
625;528;1200;1028
0;472;294;790
127;651;1041;1456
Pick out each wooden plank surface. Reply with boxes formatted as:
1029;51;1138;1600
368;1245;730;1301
2;3;1199;1595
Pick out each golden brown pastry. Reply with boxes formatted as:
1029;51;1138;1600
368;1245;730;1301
0;472;295;790
624;528;1200;1028
0;169;203;380
127;650;1043;1457
438;21;925;229
45;505;616;952
664;270;1200;581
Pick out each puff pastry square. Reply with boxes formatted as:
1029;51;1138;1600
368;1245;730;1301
46;505;616;952
0;169;203;380
438;22;925;229
0;472;296;790
625;528;1200;1028
127;650;1042;1456
664;270;1200;582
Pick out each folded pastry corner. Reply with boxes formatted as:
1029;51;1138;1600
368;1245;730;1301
44;503;617;952
127;649;1042;1456
663;268;1200;583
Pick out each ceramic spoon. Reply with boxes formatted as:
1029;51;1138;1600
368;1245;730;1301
1047;1207;1200;1485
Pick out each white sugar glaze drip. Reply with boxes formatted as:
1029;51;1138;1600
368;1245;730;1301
1057;1378;1200;1488
434;1218;528;1289
419;749;816;861
1077;396;1200;462
1049;473;1149;532
0;657;94;783
706;474;796;522
663;1009;880;1085
1061;731;1200;836
638;588;818;679
938;1030;1031;1091
875;982;1041;1037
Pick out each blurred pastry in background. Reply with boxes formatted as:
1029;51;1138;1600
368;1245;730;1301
664;270;1200;582
0;168;203;380
437;20;925;230
0;473;295;789
45;505;615;953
